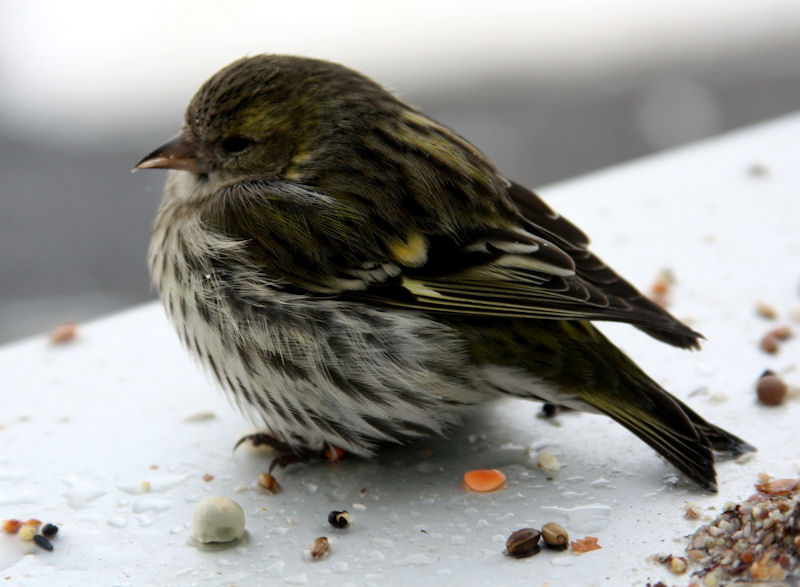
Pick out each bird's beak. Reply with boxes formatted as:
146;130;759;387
134;130;208;174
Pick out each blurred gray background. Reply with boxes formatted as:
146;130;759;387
2;1;799;344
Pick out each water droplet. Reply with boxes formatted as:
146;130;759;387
695;361;716;376
450;535;466;545
107;515;128;528
64;476;105;509
265;560;285;577
415;461;441;474
132;496;171;513
332;561;349;573
590;477;614;489
392;553;436;566
539;503;611;533
118;474;185;495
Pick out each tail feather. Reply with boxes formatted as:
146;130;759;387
585;380;724;492
677;400;756;459
566;324;755;492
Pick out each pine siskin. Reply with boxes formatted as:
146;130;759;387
136;55;753;491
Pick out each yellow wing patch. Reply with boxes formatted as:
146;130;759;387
388;232;429;267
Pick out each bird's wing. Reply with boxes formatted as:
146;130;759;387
212;179;701;349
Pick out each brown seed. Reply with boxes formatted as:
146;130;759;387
767;325;792;340
49;322;77;344
202;473;214;482
257;473;281;494
684;505;701;520
310;536;329;559
756;373;787;406
327;510;351;529
759;335;779;354
755;301;778;320
541;522;569;549
504;528;541;558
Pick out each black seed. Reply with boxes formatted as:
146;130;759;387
327;510;351;529
41;523;58;537
505;528;542;558
33;534;54;551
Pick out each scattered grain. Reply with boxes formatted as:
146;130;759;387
49;322;77;344
3;519;21;534
257;473;281;494
755;301;778;320
571;536;601;553
541;522;569;549
32;535;53;552
191;496;246;543
327;510;351;529
310;536;329;559
462;469;506;493
756;372;788;406
505;528;541;558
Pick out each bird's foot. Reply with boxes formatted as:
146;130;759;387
234;431;346;473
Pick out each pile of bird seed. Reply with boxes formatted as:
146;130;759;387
687;477;800;584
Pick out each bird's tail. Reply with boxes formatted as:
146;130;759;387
566;324;755;492
583;376;754;492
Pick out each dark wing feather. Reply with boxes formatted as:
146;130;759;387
212;178;701;349
349;182;701;349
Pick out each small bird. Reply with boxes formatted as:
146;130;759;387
137;55;752;491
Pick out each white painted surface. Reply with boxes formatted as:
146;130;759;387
1;113;799;584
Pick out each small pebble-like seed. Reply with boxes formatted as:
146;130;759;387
505;528;541;558
755;301;778;320
49;322;77;344
760;335;779;354
257;473;281;494
310;536;329;559
33;534;53;551
191;496;246;543
19;526;36;541
3;519;22;533
327;510;351;529
41;523;58;537
541;522;568;549
756;374;788;406
669;556;688;574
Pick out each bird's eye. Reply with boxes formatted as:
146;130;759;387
221;135;254;154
